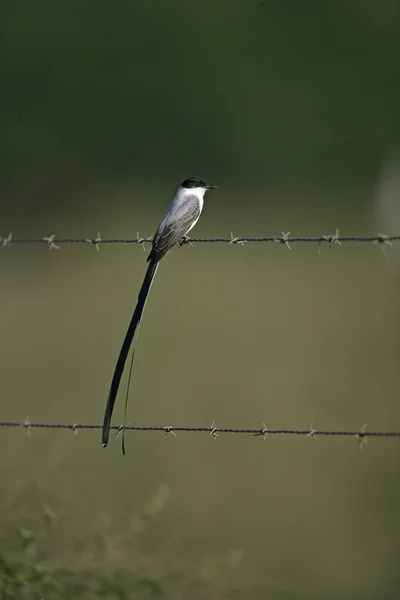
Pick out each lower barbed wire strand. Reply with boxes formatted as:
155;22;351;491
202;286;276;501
1;421;400;438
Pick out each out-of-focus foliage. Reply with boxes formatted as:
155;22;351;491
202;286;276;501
0;492;244;599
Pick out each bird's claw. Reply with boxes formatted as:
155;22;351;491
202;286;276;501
179;235;191;246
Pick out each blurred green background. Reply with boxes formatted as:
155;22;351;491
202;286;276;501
1;1;400;598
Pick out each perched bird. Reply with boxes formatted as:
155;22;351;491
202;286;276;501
102;176;217;452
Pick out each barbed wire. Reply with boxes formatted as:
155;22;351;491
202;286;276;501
1;231;400;254
2;231;399;448
0;229;400;445
1;420;400;447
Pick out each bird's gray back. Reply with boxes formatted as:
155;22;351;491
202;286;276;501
148;194;201;263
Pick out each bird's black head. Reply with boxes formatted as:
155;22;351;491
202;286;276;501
180;176;217;190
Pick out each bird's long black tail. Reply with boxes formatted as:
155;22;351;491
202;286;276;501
102;260;159;448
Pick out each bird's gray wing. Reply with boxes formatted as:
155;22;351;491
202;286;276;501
148;195;200;262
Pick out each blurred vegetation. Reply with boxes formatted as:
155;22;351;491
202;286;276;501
0;487;244;599
1;1;400;599
1;0;400;212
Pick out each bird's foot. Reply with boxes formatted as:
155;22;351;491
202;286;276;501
179;235;192;247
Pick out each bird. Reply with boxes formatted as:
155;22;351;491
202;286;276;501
102;176;217;453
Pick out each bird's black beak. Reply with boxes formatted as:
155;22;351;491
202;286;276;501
206;184;217;189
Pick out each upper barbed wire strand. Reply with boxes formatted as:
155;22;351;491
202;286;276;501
1;233;400;246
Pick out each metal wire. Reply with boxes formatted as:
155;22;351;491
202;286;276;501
1;421;399;445
2;230;399;446
1;231;400;250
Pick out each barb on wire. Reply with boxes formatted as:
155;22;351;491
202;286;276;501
1;421;400;444
42;234;60;250
2;233;400;248
85;232;102;252
0;232;13;248
278;231;292;250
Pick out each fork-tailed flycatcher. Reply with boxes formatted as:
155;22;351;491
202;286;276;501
102;176;217;452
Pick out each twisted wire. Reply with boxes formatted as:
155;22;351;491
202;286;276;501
1;421;399;442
